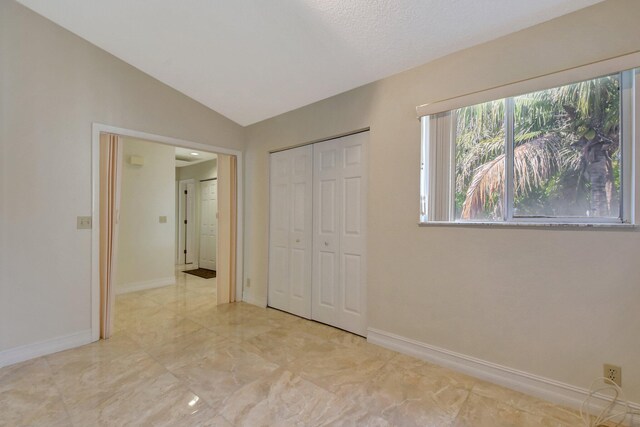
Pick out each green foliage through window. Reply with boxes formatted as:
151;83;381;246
453;74;621;220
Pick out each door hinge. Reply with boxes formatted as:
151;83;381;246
184;190;188;194
184;220;187;224
184;249;187;254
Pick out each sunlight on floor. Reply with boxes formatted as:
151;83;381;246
0;271;599;426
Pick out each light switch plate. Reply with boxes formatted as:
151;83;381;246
159;216;167;223
77;216;92;229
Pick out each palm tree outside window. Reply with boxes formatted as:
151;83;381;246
421;69;636;225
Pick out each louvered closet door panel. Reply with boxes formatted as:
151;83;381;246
268;145;313;317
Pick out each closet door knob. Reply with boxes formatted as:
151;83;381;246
295;238;300;243
324;241;329;246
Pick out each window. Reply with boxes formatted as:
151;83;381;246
420;69;636;225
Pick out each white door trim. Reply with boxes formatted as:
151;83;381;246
177;179;196;265
91;123;244;342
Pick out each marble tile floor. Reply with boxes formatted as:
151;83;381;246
1;271;601;426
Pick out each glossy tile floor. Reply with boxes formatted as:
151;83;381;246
1;271;596;426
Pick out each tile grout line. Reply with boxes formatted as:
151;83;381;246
449;385;474;426
115;286;221;424
41;356;76;427
118;279;248;422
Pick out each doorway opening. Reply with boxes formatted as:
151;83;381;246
177;179;196;267
91;124;243;341
176;147;218;276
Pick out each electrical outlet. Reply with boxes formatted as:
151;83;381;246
246;278;251;288
603;364;622;387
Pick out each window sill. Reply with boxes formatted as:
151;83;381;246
418;221;637;230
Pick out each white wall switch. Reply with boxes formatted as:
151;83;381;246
77;216;92;229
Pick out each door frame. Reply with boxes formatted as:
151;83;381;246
91;123;244;342
177;179;196;266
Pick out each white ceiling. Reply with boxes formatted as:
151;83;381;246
17;0;602;126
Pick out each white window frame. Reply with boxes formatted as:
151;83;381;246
420;67;638;226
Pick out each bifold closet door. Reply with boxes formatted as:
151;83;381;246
268;145;313;318
312;133;368;336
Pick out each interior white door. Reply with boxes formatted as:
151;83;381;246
178;180;196;265
312;132;368;336
268;145;313;318
199;179;218;270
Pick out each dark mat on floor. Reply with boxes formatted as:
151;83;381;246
184;268;216;279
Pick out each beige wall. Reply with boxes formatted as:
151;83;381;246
0;0;243;354
177;159;218;182
3;0;640;407
117;138;176;292
244;0;640;402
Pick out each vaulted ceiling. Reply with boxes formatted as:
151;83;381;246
16;0;602;125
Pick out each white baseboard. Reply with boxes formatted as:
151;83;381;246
116;276;176;294
242;293;267;308
367;327;640;414
0;329;93;369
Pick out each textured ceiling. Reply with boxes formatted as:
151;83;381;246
175;147;216;168
16;0;602;125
